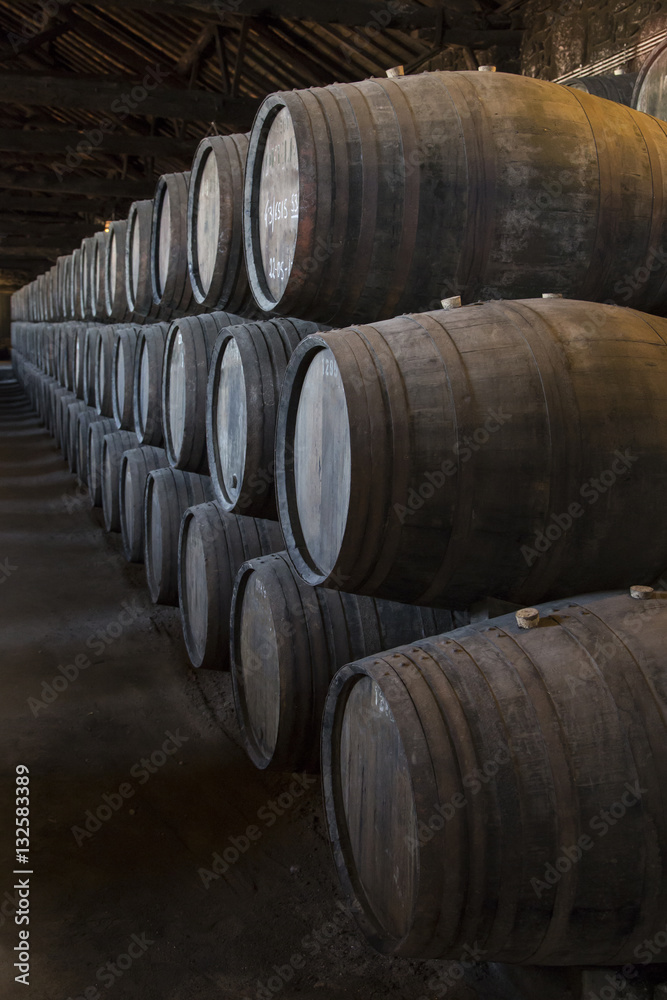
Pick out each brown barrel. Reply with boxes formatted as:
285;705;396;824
133;322;169;446
633;39;667;119
187;134;254;314
276;298;667;608
82;326;101;406
74;407;103;483
206;317;323;518
144;468;214;606
178;501;282;670
66;400;88;472
105;219;132;323
101;430;140;532
87;417;118;506
94;327;115;418
244;71;667;324
119;445;169;562
112;325;140;430
126;199;161;320
322;590;667;965
566;73;637;105
162;311;244;473
151;171;194;315
231;550;467;772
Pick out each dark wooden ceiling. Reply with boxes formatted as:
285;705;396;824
0;0;523;291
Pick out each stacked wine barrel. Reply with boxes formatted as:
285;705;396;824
10;67;667;984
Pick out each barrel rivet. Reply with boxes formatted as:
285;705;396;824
516;607;540;629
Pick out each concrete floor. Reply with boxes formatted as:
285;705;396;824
0;368;608;1000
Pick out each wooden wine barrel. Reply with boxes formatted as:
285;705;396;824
178;501;282;669
94;327;115;418
112;325;140;430
126;199;160;320
82;326;101;407
105;219;132;323
322;590;667;964
276;298;667;608
66;400;88;472
86;417;118;506
74;407;105;484
187;134;254;313
231;550;467;772
80;236;97;321
162;311;244;473
101;430;140;532
151;171;194;315
144;468;214;605
206;317;323;518
56;390;76;454
132;322;169;446
46;383;66;435
244;71;667;324
92;230;110;321
566;73;637;105
633;39;667;120
119;446;169;562
73;323;88;400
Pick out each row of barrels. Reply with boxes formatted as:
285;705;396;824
11;304;667;974
14;66;667;328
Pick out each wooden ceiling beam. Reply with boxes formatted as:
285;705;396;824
0;170;153;198
0;126;196;158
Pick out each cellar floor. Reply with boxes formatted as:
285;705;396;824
0;369;567;1000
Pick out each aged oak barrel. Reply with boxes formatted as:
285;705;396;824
80;236;97;321
633;39;667;120
231;550;467;772
73;323;88;400
94;327;115;418
112;325;140;430
66;400;88;472
92;230;110;321
276;298;667;608
119;445;169;562
133;322;169;446
86;417;117;506
101;430;140;532
144;468;214;606
105;219;132;323
82;326;102;406
244;71;667;324
151;171;194;316
162;311;244;473
55;390;76;455
75;407;105;485
206;316;323;518
126;199;162;320
187;133;254;314
71;248;83;320
566;73;637;105
178;501;282;670
322;590;667;965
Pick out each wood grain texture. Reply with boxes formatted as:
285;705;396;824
178;501;282;670
144;468;214;606
206;316;323;519
230;550;466;772
277;299;667;608
322;591;667;964
244;71;667;324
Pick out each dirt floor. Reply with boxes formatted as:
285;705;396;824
0;365;642;1000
